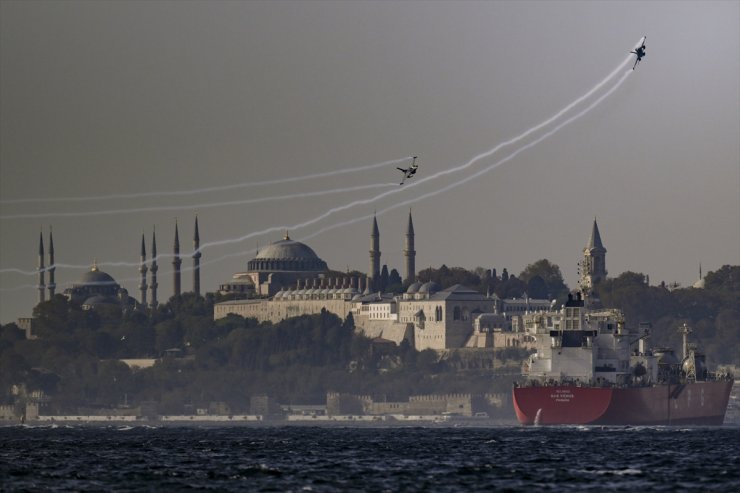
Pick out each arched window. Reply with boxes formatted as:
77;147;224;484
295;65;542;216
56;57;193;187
453;306;461;321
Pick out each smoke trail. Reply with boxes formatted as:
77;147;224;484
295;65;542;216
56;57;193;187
2;38;640;209
0;157;412;205
192;47;639;253
0;284;38;293
0;182;397;220
0;66;627;293
142;69;636;272
0;40;640;277
301;70;633;242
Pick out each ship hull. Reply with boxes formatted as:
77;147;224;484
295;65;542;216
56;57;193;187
513;380;733;426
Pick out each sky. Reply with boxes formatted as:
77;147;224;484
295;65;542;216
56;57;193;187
1;0;738;324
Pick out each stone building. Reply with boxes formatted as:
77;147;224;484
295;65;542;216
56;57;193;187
212;216;612;353
398;283;495;350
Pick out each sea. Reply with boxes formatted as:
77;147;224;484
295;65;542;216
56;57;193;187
1;425;739;492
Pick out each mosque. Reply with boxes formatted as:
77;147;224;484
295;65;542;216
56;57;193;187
32;218;201;313
218;232;329;298
211;213;595;351
31;210;610;352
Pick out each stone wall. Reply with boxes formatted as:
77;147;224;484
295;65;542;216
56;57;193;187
355;320;413;345
214;299;351;324
0;405;18;420
409;393;473;416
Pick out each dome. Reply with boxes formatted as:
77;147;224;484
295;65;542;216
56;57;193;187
79;264;117;286
406;281;423;294
248;234;328;272
255;237;320;260
418;281;441;294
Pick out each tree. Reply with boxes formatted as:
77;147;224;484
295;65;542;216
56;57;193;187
526;276;548;299
519;259;569;300
495;276;526;299
387;269;403;293
380;265;390;292
154;319;183;353
705;265;740;292
417;265;481;289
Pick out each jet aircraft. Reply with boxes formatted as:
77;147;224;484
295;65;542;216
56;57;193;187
397;156;419;185
630;36;646;70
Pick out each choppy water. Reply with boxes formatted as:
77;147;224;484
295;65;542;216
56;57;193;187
1;425;739;492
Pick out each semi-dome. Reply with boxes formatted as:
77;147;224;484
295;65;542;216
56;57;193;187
247;234;328;272
82;295;118;308
406;281;423;294
418;281;441;294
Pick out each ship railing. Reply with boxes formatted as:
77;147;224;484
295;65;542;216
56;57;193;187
708;370;735;382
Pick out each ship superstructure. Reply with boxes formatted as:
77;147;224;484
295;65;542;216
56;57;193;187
513;293;733;425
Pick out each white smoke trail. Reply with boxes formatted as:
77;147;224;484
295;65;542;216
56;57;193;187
0;40;641;278
0;157;412;205
0;66;628;293
301;70;633;242
192;49;638;253
0;182;398;220
128;68;637;278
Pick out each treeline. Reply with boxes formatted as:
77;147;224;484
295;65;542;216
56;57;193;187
0;298;516;413
417;259;570;301
1;263;737;413
595;266;740;366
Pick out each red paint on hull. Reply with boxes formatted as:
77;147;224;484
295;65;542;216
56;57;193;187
513;380;733;426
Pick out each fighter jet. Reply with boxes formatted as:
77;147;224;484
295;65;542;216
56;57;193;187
397;156;419;185
630;36;646;70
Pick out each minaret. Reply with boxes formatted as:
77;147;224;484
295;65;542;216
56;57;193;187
37;230;46;304
581;218;607;291
192;216;201;296
47;227;56;298
139;233;148;307
173;220;181;297
404;210;416;284
150;227;159;308
369;214;380;290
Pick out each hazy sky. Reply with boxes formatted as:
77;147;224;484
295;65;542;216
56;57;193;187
1;1;738;324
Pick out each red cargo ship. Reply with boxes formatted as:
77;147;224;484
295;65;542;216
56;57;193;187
513;380;733;426
512;293;734;426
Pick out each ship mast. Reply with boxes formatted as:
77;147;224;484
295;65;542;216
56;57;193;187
679;323;692;360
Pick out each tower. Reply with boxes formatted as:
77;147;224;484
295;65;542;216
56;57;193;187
192;216;201;296
369;214;380;290
149;227;159;308
173;220;181;297
404;210;416;284
48;227;56;298
581;218;607;291
37;230;45;304
139;233;148;307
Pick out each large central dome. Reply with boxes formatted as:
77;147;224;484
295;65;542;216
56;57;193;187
247;234;327;272
77;262;117;287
